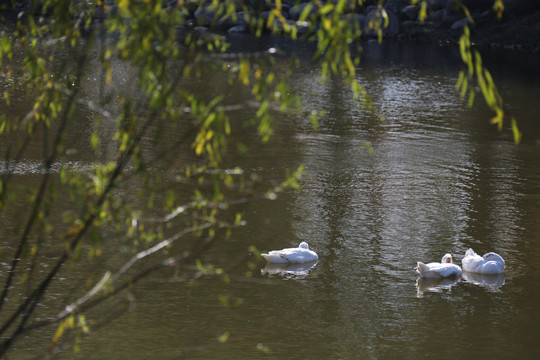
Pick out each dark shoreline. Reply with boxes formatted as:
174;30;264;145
1;1;539;54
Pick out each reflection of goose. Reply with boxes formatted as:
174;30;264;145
261;242;318;264
462;248;505;274
462;271;505;290
416;254;462;278
416;276;460;297
261;261;318;279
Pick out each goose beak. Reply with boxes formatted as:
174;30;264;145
446;257;451;263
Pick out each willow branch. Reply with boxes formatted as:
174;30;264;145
110;222;212;284
0;92;74;313
20;226;226;337
51;222;212;322
0;52;194;355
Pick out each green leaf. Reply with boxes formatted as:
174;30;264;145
362;142;374;155
511;118;522;144
493;0;505;19
299;3;314;21
319;4;334;16
419;1;428;22
467;89;475;107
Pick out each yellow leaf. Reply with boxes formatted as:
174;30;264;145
195;141;203;155
51;323;65;351
455;71;464;91
489;109;504;131
381;9;389;28
143;36;151;52
460;77;468;99
493;0;505;20
322;18;331;31
319;4;334;15
119;0;129;13
67;225;81;237
511;118;522;144
205;143;213;158
266;11;275;29
419;1;427;22
217;332;230;343
239;60;250;86
30;244;38;258
66;315;75;328
467;89;475;107
106;67;112;85
3;90;9;105
299;3;313;21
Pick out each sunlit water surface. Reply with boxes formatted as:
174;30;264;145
2;37;540;359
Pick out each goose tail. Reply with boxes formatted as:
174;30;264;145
416;262;429;275
465;248;476;257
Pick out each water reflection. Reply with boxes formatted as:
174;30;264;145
260;261;318;279
0;160;95;174
416;276;461;298
1;38;540;359
281;41;540;358
462;272;505;291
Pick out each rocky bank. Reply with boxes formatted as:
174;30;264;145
190;0;540;53
1;0;539;53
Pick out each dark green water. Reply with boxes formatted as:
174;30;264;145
2;37;540;359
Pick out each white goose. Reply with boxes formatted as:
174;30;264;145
462;248;505;275
416;253;462;279
261;242;319;264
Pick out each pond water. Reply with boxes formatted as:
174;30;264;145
2;36;540;359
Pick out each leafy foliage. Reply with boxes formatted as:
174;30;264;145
0;0;519;356
453;0;521;143
456;24;521;143
0;0;364;354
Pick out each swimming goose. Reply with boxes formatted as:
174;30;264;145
261;242;319;264
416;253;462;279
462;248;505;275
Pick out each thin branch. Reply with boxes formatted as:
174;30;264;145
56;271;112;320
20;227;226;337
0;91;73;313
0;52;89;343
0;45;194;355
111;223;212;283
51;222;212;322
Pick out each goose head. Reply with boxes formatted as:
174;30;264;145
299;242;309;249
441;253;453;264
